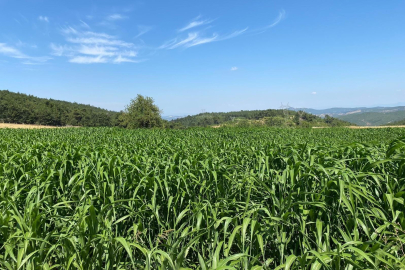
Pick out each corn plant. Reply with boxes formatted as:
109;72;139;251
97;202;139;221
0;127;404;269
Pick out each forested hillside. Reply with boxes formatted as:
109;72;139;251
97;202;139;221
295;106;405;118
0;90;120;126
171;109;352;127
0;90;353;128
337;110;405;126
390;118;405;125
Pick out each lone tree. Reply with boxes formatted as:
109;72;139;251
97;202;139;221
123;94;163;128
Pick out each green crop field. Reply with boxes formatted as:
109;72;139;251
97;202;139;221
1;127;405;269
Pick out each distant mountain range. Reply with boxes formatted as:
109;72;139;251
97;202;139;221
162;115;185;121
292;106;405;126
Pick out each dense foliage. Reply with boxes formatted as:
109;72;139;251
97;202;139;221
0;90;120;126
1;127;405;269
120;94;163;128
172;109;351;128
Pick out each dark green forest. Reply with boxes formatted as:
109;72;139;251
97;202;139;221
171;109;352;128
0;90;120;126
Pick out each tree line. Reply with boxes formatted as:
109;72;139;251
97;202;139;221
0;90;164;128
0;90;351;128
172;109;352;127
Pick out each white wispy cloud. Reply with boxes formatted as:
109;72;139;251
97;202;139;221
312;92;317;95
79;20;90;29
135;25;152;38
98;13;129;29
107;14;127;21
160;32;199;49
53;26;138;64
50;43;72;56
220;28;248;40
0;43;27;58
187;34;218;47
160;27;247;49
254;10;286;33
231;67;238;71
0;43;51;64
113;55;138;63
268;10;286;28
161;12;261;50
69;55;107;64
178;16;213;32
38;16;49;23
66;37;133;47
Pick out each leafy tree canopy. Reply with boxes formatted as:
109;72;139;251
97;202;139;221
123;94;163;128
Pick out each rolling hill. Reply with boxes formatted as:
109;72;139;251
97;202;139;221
0;90;120;127
172;109;352;128
390;118;405;126
337;111;405;126
293;106;405;126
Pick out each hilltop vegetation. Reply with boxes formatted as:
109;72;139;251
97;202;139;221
294;106;405;126
171;109;352;128
1;90;352;129
296;105;405;117
390;118;405;125
0;90;120;126
337;110;405;126
1;127;405;268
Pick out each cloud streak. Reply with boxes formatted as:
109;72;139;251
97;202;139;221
160;27;247;49
178;16;213;32
107;14;127;21
254;10;285;34
160;9;284;50
0;43;27;59
69;55;107;64
0;43;51;64
52;26;138;64
135;25;152;38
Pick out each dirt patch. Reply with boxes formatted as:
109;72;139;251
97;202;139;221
0;123;62;129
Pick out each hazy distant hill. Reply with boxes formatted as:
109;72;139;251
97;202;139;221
293;106;405;126
294;106;405;117
162;115;185;121
337;111;405;126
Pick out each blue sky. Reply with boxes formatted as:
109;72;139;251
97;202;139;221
0;0;404;115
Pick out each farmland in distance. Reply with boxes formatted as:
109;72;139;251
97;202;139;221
1;127;405;269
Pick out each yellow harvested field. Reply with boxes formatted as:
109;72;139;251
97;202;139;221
0;123;60;129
